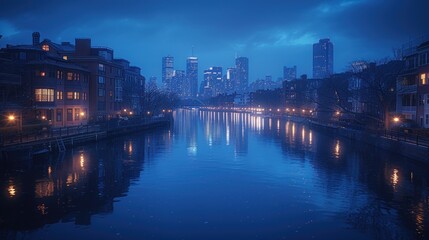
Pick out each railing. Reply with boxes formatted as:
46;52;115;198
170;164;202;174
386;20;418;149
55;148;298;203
308;119;429;148
0;116;170;147
382;129;429;148
0;124;102;146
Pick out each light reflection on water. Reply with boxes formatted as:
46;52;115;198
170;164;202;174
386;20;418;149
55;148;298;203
0;109;428;240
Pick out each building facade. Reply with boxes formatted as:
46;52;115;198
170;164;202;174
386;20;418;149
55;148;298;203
69;39;127;121
397;40;429;128
0;39;90;128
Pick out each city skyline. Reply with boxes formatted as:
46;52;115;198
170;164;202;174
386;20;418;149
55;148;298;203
1;0;428;83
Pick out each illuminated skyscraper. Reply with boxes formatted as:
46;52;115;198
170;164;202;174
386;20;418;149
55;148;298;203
201;67;223;98
162;56;174;91
235;57;249;93
186;56;198;97
313;39;333;79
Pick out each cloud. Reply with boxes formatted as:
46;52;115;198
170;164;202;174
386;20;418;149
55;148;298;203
1;0;428;81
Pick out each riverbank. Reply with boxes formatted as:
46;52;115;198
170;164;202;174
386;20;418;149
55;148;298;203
308;120;429;163
0;118;171;160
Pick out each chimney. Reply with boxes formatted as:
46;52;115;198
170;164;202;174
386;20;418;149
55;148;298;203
32;32;40;46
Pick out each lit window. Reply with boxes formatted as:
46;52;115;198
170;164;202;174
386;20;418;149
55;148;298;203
75;108;80;121
98;76;105;84
35;89;54;102
67;72;73;80
42;44;49;51
66;92;80;100
63;56;68;60
56;91;63;100
422;73;427;85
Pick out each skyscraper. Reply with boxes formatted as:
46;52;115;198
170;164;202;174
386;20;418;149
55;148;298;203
313;39;333;79
171;70;186;98
225;68;236;94
283;66;297;81
202;67;223;98
162;56;174;91
235;57;249;93
186;56;198;97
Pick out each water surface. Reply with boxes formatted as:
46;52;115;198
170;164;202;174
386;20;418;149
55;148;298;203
1;109;429;239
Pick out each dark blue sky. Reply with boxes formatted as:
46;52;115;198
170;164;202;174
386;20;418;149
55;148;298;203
0;0;428;83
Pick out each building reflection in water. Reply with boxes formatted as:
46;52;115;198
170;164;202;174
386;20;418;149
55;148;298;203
0;126;171;235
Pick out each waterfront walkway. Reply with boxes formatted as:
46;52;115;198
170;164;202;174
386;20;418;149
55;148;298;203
0;117;171;158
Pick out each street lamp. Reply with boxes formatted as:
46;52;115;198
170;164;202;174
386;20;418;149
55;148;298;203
393;117;400;123
8;115;15;121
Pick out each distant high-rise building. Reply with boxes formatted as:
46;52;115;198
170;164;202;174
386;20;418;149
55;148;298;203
283;66;297;81
225;68;236;94
201;67;223;98
148;76;158;90
235;57;249;93
172;70;187;98
162;56;174;91
313;39;333;79
186;56;198;97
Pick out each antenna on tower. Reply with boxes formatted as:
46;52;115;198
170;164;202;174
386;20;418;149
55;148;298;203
192;45;195;56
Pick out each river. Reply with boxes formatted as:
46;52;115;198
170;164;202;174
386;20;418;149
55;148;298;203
1;109;428;239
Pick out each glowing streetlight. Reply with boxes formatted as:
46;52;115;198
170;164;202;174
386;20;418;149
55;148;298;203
129;111;133;115
41;116;46;120
80;112;85;117
393;117;400;123
147;111;151;115
336;111;341;116
8;115;15;121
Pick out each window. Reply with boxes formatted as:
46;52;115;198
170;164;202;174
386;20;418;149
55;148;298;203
56;91;63;100
63;56;68;60
74;73;80;81
98;89;105;97
115;79;123;101
57;70;63;80
422;73;427;85
67;72;73;80
42;44;49;51
67;92;80;100
75;108;80;121
56;109;62;122
67;109;73;121
67;92;73;100
98;64;105;71
98;76;105;84
35;89;54;102
82;92;87;101
426;114;429;125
